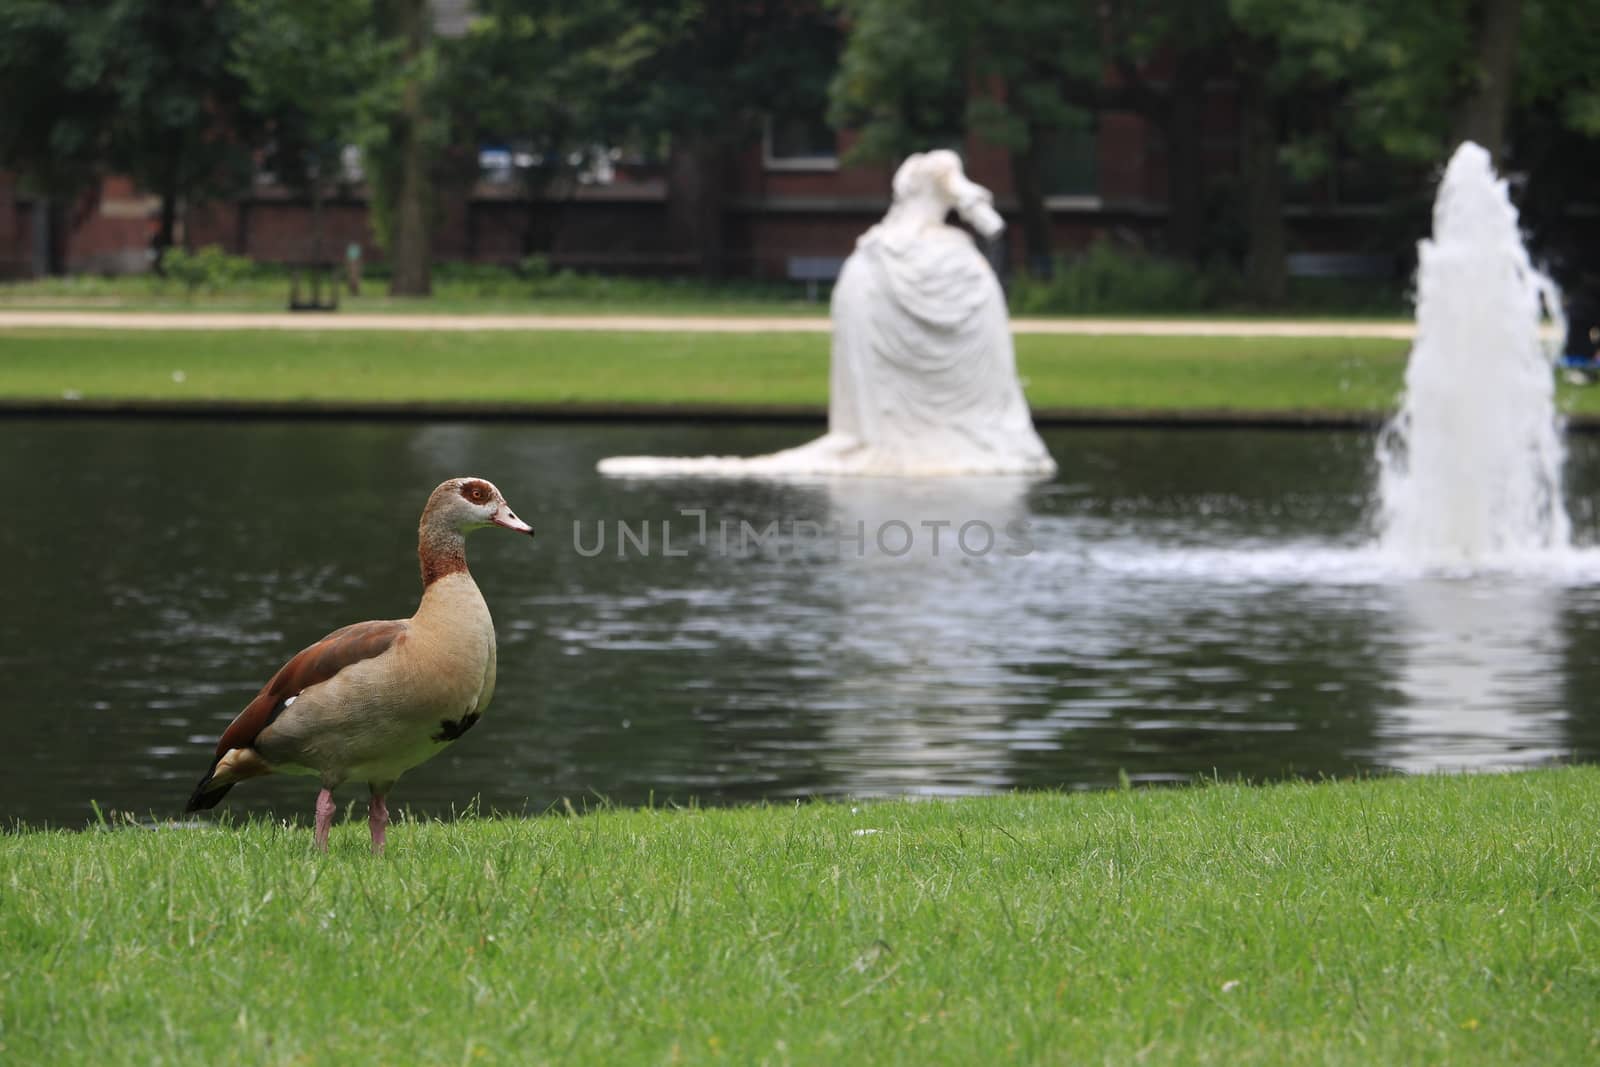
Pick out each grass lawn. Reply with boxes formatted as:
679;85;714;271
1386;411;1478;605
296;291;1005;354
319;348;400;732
0;328;1429;415
0;274;832;318
4;770;1598;1064
0;272;1411;321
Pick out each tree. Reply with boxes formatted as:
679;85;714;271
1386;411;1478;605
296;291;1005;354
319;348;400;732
0;0;253;270
443;0;649;258
832;0;1060;272
626;1;843;277
1509;0;1600;287
233;0;447;297
1223;0;1574;301
0;2;115;272
99;0;257;259
829;0;968;161
1454;0;1523;163
1047;0;1234;265
232;0;393;266
832;0;1234;275
1518;0;1600;141
1225;0;1454;303
371;0;442;296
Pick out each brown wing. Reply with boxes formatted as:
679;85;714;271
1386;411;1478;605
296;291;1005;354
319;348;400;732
186;619;407;811
213;619;409;758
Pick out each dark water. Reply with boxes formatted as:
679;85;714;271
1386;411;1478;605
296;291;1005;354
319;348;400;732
5;418;1600;827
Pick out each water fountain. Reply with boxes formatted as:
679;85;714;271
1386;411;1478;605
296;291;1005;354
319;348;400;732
1376;141;1570;568
17;149;1600;826
598;150;1057;478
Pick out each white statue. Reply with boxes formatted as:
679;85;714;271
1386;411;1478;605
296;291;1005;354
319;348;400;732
599;149;1057;477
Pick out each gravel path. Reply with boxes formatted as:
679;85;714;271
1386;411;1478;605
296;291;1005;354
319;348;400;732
0;310;1421;338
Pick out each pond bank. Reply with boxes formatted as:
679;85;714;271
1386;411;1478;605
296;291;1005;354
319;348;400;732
0;309;1420;336
10;323;1599;423
0;395;1402;429
0;326;1416;418
5;769;1597;1064
19;394;1600;432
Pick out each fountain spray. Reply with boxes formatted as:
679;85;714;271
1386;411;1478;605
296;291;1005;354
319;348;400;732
1376;142;1569;567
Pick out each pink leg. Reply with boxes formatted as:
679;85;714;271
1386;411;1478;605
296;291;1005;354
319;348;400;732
368;791;389;855
313;788;336;852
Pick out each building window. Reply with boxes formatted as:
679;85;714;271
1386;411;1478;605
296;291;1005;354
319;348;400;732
763;113;838;171
1039;121;1098;202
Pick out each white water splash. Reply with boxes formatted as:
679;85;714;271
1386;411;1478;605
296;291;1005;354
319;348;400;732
1376;142;1570;568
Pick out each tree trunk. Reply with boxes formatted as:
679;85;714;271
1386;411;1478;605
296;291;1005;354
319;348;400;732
311;180;325;264
388;0;432;298
1454;0;1523;163
520;166;566;258
1239;68;1286;306
1009;121;1054;278
0;172;15;257
388;120;431;296
667;134;728;279
31;196;53;277
153;147;182;269
152;191;179;275
1164;50;1207;263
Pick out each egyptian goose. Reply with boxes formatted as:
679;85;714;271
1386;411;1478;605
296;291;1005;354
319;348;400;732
185;477;534;853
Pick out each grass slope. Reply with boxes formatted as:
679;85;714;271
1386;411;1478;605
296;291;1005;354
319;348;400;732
4;771;1599;1065
0;275;831;318
0;328;1418;414
0;271;1409;319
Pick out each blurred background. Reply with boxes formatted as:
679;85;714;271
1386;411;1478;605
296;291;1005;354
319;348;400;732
0;0;1596;316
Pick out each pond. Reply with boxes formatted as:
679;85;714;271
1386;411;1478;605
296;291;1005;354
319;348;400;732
5;418;1600;827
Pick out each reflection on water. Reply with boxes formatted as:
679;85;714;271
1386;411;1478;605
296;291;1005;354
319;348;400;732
1384;579;1569;772
2;418;1600;826
810;476;1039;795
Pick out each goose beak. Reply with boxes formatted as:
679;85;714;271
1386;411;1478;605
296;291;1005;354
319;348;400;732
493;509;534;536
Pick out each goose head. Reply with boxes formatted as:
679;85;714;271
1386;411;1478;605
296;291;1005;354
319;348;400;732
425;477;534;537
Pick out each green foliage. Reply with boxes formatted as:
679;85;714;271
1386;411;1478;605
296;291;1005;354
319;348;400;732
97;1;258;219
4;772;1600;1063
1010;244;1230;315
830;0;1229;164
423;261;807;304
440;0;659;256
0;0;253;235
627;2;843;144
1520;0;1600;137
829;0;967;161
158;246;253;298
229;0;397;190
0;2;115;194
230;0;433;264
450;0;844;220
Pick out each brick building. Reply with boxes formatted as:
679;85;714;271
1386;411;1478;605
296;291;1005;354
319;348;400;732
0;78;1395;283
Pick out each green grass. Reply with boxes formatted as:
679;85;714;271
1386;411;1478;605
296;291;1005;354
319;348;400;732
0;273;831;318
0;328;1423;414
13;326;1600;418
4;770;1599;1064
0;269;1413;320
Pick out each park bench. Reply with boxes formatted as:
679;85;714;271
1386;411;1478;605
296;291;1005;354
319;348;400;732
287;261;340;312
1286;252;1393;278
786;255;846;301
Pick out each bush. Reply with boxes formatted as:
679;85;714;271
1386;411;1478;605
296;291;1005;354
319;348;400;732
160;245;253;297
428;260;807;305
1009;243;1229;315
